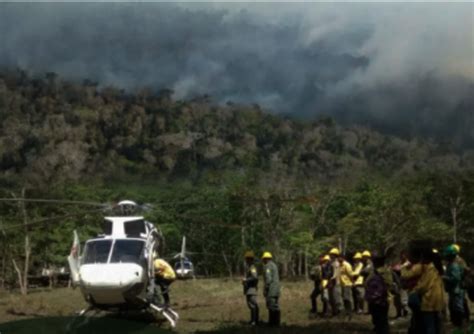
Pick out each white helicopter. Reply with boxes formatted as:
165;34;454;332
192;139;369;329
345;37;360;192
67;200;179;327
173;236;195;280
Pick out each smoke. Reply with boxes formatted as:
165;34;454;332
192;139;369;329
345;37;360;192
0;2;473;147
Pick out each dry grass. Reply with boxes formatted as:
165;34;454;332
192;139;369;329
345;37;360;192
0;279;472;333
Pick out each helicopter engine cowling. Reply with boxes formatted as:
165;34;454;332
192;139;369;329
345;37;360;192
79;263;147;306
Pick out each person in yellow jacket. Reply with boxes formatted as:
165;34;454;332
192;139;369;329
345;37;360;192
409;247;445;334
338;254;355;318
154;257;176;307
352;252;365;314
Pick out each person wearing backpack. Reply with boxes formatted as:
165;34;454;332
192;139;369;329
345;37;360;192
365;255;390;334
443;245;467;332
453;244;471;322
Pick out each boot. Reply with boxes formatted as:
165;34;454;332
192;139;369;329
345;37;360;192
249;308;258;326
322;301;331;317
344;300;352;320
267;311;274;326
310;298;317;314
248;310;254;325
274;310;281;327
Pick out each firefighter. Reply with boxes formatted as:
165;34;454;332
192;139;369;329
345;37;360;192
339;254;354;318
153;256;176;307
242;250;259;326
321;255;333;317
329;247;343;316
262;252;280;326
352;252;365;314
309;255;324;315
452;244;471;323
361;250;373;277
444;245;466;331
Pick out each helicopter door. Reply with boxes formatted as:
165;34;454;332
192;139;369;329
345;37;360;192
67;230;81;286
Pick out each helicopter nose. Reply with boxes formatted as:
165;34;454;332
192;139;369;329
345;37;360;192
80;263;144;287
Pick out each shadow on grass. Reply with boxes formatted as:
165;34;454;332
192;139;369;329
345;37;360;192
0;316;174;334
195;320;474;334
195;322;373;334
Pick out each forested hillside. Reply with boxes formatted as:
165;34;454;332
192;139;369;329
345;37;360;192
1;69;473;186
1;69;473;287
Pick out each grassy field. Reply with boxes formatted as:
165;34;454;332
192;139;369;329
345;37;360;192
0;279;472;333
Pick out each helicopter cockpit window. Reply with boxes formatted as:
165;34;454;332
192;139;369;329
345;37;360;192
110;240;145;264
124;219;146;236
82;240;112;264
102;220;112;235
175;261;192;270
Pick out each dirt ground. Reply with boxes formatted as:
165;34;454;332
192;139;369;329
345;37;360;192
0;279;472;333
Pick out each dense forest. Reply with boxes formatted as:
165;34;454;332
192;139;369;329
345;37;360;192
0;69;473;290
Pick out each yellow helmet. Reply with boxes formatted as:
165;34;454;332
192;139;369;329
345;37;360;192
262;251;273;259
329;248;340;256
453;244;461;253
322;255;330;261
353;252;362;260
362;250;371;258
244;250;255;258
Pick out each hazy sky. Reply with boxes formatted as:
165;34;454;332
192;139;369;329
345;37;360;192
1;2;473;145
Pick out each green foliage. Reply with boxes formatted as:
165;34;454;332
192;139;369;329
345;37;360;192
1;70;474;282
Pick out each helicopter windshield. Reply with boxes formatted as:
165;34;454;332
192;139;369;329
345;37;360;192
175;261;193;270
82;240;113;264
110;239;145;264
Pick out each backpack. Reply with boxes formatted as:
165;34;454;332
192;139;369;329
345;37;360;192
365;272;388;306
463;268;474;301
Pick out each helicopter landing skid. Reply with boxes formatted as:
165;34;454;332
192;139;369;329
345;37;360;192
148;303;178;328
66;306;97;331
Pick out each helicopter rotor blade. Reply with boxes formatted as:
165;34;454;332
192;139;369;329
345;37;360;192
0;198;107;207
0;207;106;232
181;236;186;258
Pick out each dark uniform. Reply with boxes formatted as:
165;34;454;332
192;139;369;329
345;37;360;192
310;264;322;314
243;262;259;325
263;259;281;326
321;261;334;316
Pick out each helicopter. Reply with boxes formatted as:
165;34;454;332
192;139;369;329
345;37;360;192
67;200;179;327
173;236;195;280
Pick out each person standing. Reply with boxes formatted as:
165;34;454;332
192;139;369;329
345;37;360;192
352;252;365;314
392;251;410;319
365;255;390;334
410;247;445;334
361;250;374;278
443;245;467;332
453;243;471;323
309;255;323;315
321;254;333;317
329;247;343;316
262;252;280;326
242;251;259;326
339;254;355;319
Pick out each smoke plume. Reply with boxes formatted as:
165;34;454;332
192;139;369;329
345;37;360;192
1;2;473;147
